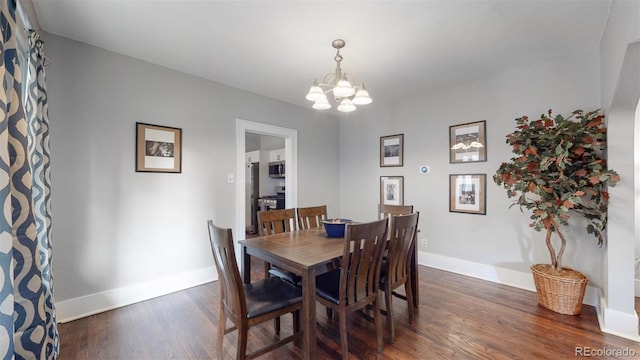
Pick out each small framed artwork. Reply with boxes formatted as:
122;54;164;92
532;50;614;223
380;176;404;206
449;174;486;215
380;134;404;167
449;120;486;163
135;122;182;173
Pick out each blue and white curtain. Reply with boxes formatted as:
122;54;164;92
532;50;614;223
0;0;58;358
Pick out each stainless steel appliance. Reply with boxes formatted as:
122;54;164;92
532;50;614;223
275;186;285;209
258;196;278;210
247;162;259;234
268;161;285;178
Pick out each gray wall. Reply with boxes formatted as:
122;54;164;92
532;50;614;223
43;33;341;303
339;49;605;281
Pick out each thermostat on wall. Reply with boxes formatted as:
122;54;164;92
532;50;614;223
419;165;430;174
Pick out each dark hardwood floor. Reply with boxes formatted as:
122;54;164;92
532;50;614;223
58;258;640;359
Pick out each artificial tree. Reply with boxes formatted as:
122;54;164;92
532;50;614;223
494;109;620;272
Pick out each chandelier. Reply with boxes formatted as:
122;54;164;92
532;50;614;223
305;39;372;112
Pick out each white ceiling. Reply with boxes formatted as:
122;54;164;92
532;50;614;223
30;0;611;113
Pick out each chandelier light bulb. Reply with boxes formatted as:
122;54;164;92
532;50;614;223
305;83;324;102
353;86;372;105
312;96;331;110
337;98;356;112
333;78;355;98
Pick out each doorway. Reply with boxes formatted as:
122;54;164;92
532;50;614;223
235;119;298;256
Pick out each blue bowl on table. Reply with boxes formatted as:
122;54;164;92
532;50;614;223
322;219;352;238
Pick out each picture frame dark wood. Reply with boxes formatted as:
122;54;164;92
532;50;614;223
380;176;404;206
449;120;486;163
380;134;404;167
449;174;486;215
135;122;182;173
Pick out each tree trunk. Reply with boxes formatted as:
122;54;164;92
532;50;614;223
544;226;558;269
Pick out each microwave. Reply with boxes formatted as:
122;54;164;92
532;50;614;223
268;161;285;178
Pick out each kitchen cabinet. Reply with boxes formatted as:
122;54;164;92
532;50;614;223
269;148;285;162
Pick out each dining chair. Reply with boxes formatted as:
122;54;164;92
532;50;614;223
207;221;302;360
315;218;389;360
380;212;419;343
297;205;328;229
257;209;298;281
297;205;340;276
377;203;419;308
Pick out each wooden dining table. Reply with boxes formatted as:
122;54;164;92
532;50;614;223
239;226;419;360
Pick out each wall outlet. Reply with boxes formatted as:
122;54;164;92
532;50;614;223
421;238;428;247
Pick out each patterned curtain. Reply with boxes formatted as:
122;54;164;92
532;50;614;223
0;0;58;358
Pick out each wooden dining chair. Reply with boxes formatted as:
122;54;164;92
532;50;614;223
315;218;389;360
297;205;328;229
380;212;419;343
207;221;302;360
377;203;419;308
258;209;301;276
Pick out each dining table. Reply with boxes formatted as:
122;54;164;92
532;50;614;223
239;226;419;360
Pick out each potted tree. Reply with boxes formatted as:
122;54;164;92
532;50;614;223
494;109;620;315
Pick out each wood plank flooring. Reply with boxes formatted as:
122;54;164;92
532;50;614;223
57;259;640;359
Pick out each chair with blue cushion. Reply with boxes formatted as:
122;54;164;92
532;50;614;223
207;221;302;360
315;218;388;360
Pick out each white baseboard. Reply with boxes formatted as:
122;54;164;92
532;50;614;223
416;251;599;307
55;266;217;323
597;294;640;342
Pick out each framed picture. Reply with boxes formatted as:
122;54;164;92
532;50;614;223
135;122;182;173
380;176;404;206
380;134;404;167
449;120;486;163
449;174;486;215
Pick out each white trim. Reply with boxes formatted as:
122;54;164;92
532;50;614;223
55;266;216;323
235;119;298;261
417;251;599;307
597;295;640;342
636;279;640;297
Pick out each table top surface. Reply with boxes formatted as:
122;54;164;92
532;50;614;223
239;227;345;268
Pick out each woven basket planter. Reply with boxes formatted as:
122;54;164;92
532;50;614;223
531;264;588;315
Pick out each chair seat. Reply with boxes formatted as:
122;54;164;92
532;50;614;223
268;268;302;286
245;277;303;318
315;269;341;304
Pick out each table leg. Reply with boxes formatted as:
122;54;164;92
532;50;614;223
301;266;317;360
241;246;251;284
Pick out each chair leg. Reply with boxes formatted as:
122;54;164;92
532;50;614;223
236;325;248;360
373;295;384;354
384;287;395;344
274;316;281;335
405;281;414;323
339;308;349;360
293;310;300;335
217;306;226;360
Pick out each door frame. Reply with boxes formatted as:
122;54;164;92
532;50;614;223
235;119;298;255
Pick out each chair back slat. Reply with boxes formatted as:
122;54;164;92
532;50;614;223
207;220;246;323
297;205;328;229
340;218;388;307
257;208;296;235
387;212;419;286
378;204;414;219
